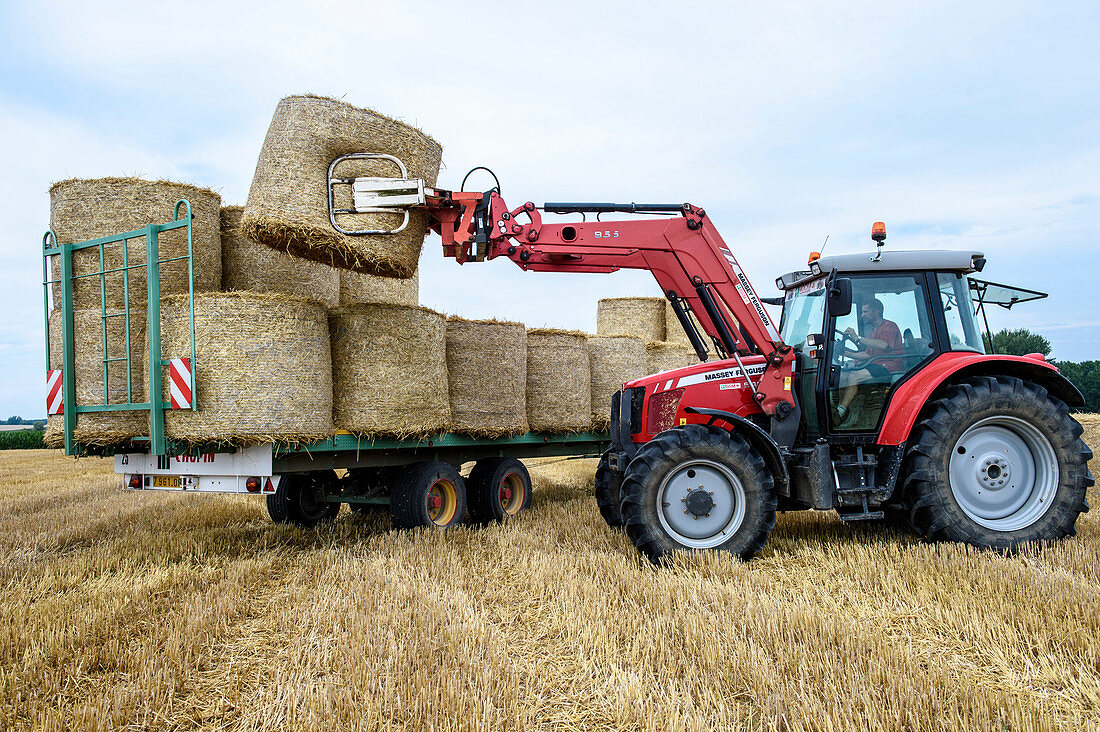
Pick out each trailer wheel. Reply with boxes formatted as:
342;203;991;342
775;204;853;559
266;471;340;528
391;461;467;529
621;424;776;563
467;458;531;524
904;376;1093;551
595;451;625;529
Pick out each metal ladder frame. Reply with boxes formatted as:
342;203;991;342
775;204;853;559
42;200;197;457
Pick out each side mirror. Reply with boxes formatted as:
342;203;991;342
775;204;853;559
828;277;852;317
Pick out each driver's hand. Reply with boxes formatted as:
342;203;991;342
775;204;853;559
844;327;857;340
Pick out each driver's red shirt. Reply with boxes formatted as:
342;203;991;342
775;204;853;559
868;319;904;371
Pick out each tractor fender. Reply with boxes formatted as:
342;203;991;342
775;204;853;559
683;406;789;492
877;352;1084;446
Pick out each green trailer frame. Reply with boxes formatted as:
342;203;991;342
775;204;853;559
42;200;198;457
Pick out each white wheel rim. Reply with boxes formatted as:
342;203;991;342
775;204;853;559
656;459;746;549
948;416;1059;532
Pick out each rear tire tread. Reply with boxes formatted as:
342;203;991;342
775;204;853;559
901;375;1092;551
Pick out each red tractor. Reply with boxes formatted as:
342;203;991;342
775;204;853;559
340;165;1092;561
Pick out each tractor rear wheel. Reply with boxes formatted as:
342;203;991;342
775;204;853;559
594;451;624;529
620;424;776;563
903;376;1092;550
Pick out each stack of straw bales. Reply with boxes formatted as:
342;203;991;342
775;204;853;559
596;297;666;341
50;178;221;310
155;292;332;442
243;95;442;278
330;305;450;438
586;336;647;429
221;206;338;308
595;296;700;378
339;269;419;307
526;329;592;432
157;293;333;444
446;318;528;437
646;341;696;374
44;309;148;447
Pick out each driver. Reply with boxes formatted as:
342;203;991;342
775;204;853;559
836;297;903;424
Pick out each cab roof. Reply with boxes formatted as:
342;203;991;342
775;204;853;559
778;249;985;289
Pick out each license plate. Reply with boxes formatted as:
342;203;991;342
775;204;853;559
152;476;181;488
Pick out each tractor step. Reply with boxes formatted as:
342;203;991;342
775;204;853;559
838;510;885;522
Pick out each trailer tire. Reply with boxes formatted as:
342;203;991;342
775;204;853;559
595;451;625;529
266;472;340;528
621;424;776;563
467;458;531;524
904;375;1093;551
391;461;467;530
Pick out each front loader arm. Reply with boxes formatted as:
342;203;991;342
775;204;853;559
426;192;796;420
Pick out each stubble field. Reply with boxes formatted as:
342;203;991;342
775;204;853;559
1;417;1099;731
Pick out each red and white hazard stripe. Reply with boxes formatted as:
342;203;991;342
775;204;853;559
169;358;192;409
46;370;64;415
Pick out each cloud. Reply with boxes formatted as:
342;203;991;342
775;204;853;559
1;0;1099;416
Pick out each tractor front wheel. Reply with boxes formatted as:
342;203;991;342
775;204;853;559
903;376;1092;550
594;451;625;530
620;425;776;563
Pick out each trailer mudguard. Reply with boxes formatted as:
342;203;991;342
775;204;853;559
877;352;1084;446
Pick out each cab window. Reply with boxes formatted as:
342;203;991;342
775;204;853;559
937;272;985;353
827;274;935;431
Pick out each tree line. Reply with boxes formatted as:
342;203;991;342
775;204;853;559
985;329;1100;413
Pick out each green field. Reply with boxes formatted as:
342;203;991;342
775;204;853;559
0;429;44;450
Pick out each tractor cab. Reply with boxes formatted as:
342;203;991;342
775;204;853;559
777;249;990;438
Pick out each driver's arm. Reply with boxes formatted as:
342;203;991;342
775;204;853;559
857;334;889;350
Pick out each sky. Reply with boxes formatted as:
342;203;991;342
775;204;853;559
1;0;1098;418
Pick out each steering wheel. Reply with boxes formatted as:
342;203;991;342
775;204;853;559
834;331;868;368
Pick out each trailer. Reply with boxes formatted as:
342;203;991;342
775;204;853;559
117;431;608;528
42;201;609;530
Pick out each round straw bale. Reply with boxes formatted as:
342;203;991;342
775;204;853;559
586;335;647;430
242;95;442;278
664;299;706;348
596;297;666;341
44;308;148;448
445;317;528;437
646;341;697;375
155;292;333;444
49;177;221;310
526;329;592;432
330;305;450;438
220;206;338;308
339;268;419;307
